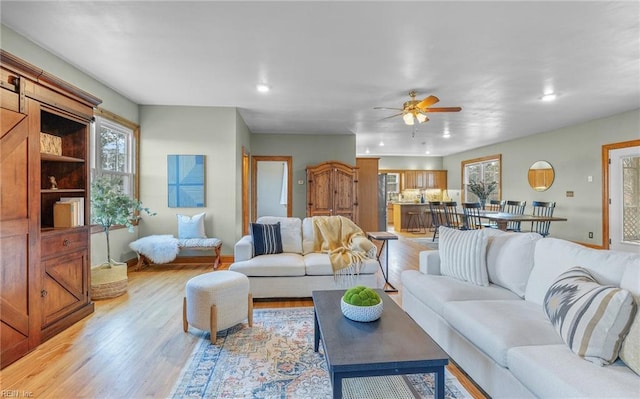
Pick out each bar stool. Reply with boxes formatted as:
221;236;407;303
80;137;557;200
406;211;424;233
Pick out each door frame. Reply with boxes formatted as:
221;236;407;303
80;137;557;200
601;139;640;249
251;155;293;222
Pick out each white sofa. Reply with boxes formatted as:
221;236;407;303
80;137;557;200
401;228;640;398
229;216;380;298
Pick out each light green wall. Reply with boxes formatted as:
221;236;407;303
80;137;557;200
250;133;356;218
1;25;139;123
5;23;638;257
443;109;640;245
2;24;142;265
137;105;242;255
379;156;444;170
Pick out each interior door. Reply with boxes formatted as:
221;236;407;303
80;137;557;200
256;161;287;218
609;145;640;253
1;106;37;368
251;156;292;222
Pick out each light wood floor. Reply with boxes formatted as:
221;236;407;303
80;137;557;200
0;232;486;399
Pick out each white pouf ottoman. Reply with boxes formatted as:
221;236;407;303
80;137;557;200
183;270;253;344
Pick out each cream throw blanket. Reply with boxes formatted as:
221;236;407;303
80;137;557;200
312;216;376;276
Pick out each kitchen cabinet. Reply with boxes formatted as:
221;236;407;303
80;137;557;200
401;170;447;190
0;50;99;368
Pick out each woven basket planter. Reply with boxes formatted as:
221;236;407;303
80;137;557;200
91;262;128;300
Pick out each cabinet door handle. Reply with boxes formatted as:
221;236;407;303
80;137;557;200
63;239;71;246
41;289;48;297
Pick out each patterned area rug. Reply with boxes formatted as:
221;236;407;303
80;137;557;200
170;307;472;399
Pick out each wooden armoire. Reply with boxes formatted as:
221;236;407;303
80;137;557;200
306;161;358;221
1;50;101;368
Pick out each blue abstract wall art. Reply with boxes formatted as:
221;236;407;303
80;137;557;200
168;154;205;207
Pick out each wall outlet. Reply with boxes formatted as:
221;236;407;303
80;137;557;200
588;232;594;239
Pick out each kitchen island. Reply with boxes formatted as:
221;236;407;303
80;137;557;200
392;203;431;232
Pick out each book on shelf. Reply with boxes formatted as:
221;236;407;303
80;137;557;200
54;198;84;227
53;201;76;228
59;197;84;225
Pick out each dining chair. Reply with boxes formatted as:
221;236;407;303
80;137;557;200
427;201;445;241
442;201;463;229
486;199;506;212
462;202;484;230
504;200;527;232
483;199;506;228
531;201;556;237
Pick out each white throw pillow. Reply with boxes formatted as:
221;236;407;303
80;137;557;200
177;212;206;239
619;265;640;375
486;231;542;297
544;267;637;366
439;226;489;286
255;216;302;254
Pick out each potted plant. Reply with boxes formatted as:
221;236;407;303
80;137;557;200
341;285;383;322
90;176;155;299
468;180;498;209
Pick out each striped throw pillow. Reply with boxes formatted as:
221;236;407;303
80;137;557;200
544;267;637;366
439;226;489;286
251;222;283;256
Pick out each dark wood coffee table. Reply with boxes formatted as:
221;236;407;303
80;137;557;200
312;289;449;399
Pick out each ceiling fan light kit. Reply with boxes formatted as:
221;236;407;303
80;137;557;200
402;113;414;125
376;90;462;126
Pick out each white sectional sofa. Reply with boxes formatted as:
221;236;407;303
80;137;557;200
230;216;380;298
402;227;640;398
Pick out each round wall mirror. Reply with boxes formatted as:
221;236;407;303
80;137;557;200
528;160;555;191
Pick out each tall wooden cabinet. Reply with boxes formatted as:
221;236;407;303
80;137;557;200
306;161;358;221
355;157;379;232
1;50;101;368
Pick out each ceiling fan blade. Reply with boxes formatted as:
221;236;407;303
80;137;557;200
417;95;439;109
380;112;404;120
424;107;462;112
374;107;403;111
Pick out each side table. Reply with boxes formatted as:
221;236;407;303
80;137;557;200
366;231;398;293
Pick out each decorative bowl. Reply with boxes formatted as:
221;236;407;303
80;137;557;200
340;297;383;322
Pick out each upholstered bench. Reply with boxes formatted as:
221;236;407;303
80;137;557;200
129;212;222;269
183;270;253;344
131;236;222;270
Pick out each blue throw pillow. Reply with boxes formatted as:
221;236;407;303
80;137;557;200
251;222;283;256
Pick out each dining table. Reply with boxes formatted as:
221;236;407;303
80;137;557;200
472;210;567;231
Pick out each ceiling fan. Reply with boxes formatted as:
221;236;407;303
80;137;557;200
374;90;462;125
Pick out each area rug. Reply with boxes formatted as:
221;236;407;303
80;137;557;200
170;307;472;399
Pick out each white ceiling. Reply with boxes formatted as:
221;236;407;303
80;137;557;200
2;1;639;157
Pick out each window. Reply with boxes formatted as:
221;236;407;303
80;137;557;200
91;109;139;199
622;155;640;243
462;154;501;202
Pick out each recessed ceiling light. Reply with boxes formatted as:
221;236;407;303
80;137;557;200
541;92;557;101
425;150;430;155
443;133;451;138
365;148;370;154
256;83;271;93
379;141;385;147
